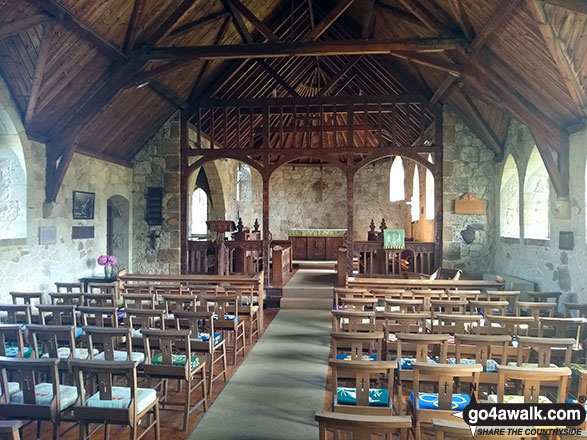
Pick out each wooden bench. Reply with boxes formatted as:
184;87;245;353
347;277;504;292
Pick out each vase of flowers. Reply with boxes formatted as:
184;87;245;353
97;254;117;278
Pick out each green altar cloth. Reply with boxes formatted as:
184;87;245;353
288;228;347;238
383;229;405;249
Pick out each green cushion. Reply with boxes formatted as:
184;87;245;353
5;345;34;358
337;387;388;407
86;386;157;414
11;383;78;410
151;353;200;370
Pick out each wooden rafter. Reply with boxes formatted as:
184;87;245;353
169;11;230;37
389;51;462;75
122;0;144;53
533;132;569;197
226;0;279;42
148;79;191;112
396;0;451;34
303;0;356;42
29;0;127;62
430;73;459;105
141;0;199;45
316;56;362;97
469;0;519;52
539;0;587;14
362;0;376;39
374;2;422;25
447;0;475;40
526;0;587;114
25;20;56;128
0;13;48;40
137;37;463;61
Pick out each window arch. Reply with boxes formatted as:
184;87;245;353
523;147;549;240
389;157;405;202
411;166;420;222
500;155;520;238
0;105;26;240
190;188;208;236
425;155;434;220
236;164;252;202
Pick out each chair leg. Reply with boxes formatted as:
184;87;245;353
79;423;87;440
129;426;137;440
104;423;110;440
37;421;42;440
52;423;59;440
208;351;214;396
414;421;421;440
183;377;191;432
202;367;208;411
233;332;237;365
222;343;228;382
154;401;161;440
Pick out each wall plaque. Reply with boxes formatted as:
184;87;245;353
39;226;57;245
72;226;94;239
559;231;574;250
454;193;486;215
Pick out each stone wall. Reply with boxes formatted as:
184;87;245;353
132;115;181;274
442;110;497;276
494;120;587;302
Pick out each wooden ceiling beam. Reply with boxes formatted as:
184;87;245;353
316;56;362;97
526;0;586;114
0;13;48;40
29;0;127;63
138;37;464;61
226;0;279;42
533;132;568;197
122;0;144;53
538;0;587;14
362;0;376;39
447;0;475;40
169;11;230;37
25;20;56;128
141;0;199;45
389;51;463;75
374;2;422;25
430;73;459;105
469;0;520;52
303;0;357;42
148;80;191;112
396;0;453;34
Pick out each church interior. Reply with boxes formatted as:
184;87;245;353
0;0;586;438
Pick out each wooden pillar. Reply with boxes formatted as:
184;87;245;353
434;107;444;271
180;111;189;275
262;174;271;285
346;166;355;277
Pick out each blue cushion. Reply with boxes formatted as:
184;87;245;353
75;327;83;338
336;354;377;361
213;314;241;323
193;332;222;345
448;358;498;373
5;345;34;358
391;356;438;370
86;386;157;414
337;387;389;407
11;383;78;410
410;392;470;410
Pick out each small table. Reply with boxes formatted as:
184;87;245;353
79;275;117;292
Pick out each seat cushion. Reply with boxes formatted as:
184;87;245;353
337;387;389;407
506;362;557;368
132;329;143;338
193;332;222;345
42;347;98;360
94;350;145;364
335;353;377;361
410;392;470;410
448;358;498;373
151;353;200;370
391;356;438;370
75;327;83;338
488;394;551;404
7;382;20;395
86;386;157;414
5;345;34;358
11;383;78;410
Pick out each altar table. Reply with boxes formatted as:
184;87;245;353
288;228;346;260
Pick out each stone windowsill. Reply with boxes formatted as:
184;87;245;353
523;238;550;247
500;236;520;244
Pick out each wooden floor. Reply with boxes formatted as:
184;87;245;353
25;310;279;440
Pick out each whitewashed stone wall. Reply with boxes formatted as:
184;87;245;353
442;110;497;276
494;120;587;302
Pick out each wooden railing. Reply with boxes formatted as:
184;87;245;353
186;240;217;274
224;240;263;274
353;241;435;277
271;244;293;285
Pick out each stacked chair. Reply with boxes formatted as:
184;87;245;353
320;285;587;439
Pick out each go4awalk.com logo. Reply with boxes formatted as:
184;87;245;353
453;395;586;437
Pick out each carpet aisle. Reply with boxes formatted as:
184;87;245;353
189;309;331;440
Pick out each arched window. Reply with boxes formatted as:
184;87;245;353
236;164;252;202
411;166;420;222
500;155;520;238
190;188;208;236
389;157;405;202
425;155;434;220
523;147;549;240
0;105;26;240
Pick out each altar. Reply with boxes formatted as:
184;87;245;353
288;228;346;260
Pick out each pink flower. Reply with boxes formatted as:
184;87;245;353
97;255;117;266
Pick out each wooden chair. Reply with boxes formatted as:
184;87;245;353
0;421;23;440
445;289;481;301
71;359;160;440
332;310;376;333
122;293;156;310
371;289;410;302
538;316;586;346
200;295;246;365
331;331;383;362
162;294;198;316
174;311;227;395
0;324;29;358
334;288;368;308
84;326;145;364
85;292;117;308
141;329;207;431
54;282;83;293
454;334;511;386
516;301;556;318
410;362;482;440
79;306;119;328
122;284;153;296
49;292;84;307
340;297;377;311
432;314;482;336
565;302;587;318
512;336;575;368
432;419;538;440
484;315;534;336
384;299;423;313
490;364;571;404
468;300;508;317
28;324;92;367
430;299;467;318
0;357;78;440
527;290;561;308
9;292;44;323
226;285;260;346
383;312;428;358
410;290;444;311
0;304;31;326
125;309;166;349
37;304;78;330
315;410;411;440
486;290;519;312
330;359;396;415
87;282;117;295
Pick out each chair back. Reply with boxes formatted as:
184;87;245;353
469;300;508;317
27;324;77;360
430;300;467;318
340;297;377;311
0;304;31;324
0;357;62;421
200;295;241;329
330;331;383;361
454;334;511;373
384;299;423;313
36;304;77;326
515;336;575;367
78;306;119;328
396;333;450;365
49;292;84;307
495;365;571;404
142;329;192;378
334;288;368;307
331;310;376;333
315;411;411;439
162;294;197;315
125;308;166;332
538;317;586;345
122;293;156;310
433;313;482;335
412;362;482;411
9;292;44;309
516;301;556;319
384;312;428;336
84;326;134;361
85;292;117;308
370;289;409;301
55;282;83;293
0;324;25;357
564;302;587;318
410;289;445;310
446;290;481;301
122;284;152;296
87;282;117;295
174;311;216;352
485;315;534;336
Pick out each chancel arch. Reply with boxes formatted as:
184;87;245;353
500;155;521;238
523;147;550;240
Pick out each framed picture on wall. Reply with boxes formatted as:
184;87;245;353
73;191;95;219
